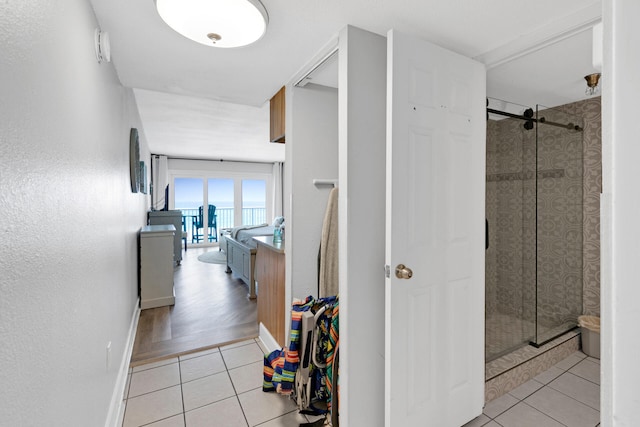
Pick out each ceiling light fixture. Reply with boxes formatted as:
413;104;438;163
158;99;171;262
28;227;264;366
155;0;268;48
584;73;601;96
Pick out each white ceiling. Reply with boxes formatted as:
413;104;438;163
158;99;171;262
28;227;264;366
134;89;284;162
89;0;602;162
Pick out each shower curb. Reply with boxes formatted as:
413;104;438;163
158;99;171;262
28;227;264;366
485;330;580;403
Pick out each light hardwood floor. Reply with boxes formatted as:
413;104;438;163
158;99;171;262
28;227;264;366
130;246;258;366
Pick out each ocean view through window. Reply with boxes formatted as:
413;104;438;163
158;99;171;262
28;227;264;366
174;176;267;245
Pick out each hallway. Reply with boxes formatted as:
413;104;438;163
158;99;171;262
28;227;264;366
121;343;599;426
121;339;326;427
131;247;259;365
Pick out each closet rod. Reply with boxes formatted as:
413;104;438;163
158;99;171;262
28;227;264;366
313;179;338;187
294;47;339;88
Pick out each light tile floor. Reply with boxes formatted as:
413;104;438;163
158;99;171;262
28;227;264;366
121;343;600;427
120;339;325;427
464;351;601;427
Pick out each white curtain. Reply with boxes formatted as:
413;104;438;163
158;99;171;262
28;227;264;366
151;155;169;210
272;161;284;218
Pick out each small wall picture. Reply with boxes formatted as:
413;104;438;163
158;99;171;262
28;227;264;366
129;128;140;193
139;161;148;194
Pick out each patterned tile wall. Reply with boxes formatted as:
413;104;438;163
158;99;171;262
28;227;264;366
535;105;584;342
485;118;535;321
558;97;602;317
485;97;601;358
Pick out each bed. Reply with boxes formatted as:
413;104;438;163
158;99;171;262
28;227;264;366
222;220;282;299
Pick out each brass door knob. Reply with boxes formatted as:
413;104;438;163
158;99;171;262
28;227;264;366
395;264;413;279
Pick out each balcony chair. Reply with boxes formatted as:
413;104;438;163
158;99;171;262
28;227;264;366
181;216;188;251
193;204;218;243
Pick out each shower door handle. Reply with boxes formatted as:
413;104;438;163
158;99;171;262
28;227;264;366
486;219;489;250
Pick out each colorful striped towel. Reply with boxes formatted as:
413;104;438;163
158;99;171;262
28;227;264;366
263;296;315;394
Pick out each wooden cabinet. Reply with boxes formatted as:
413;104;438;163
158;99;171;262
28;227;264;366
139;225;175;309
254;236;285;347
270;86;285;143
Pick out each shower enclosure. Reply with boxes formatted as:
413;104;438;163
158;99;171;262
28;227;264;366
485;98;584;362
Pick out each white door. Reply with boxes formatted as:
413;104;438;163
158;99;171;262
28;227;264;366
385;30;486;426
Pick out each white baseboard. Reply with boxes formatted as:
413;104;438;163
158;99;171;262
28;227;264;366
259;322;281;354
105;299;140;427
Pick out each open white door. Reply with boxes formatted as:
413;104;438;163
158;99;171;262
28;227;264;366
385;30;486;426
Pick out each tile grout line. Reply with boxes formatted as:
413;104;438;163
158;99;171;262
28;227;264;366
179;358;187;427
126;340;301;427
562;369;601;387
253;409;304;427
121;369;132;427
545;373;601;412
126;383;183;401
487;375;599;426
556;357;586;372
138;413;181;427
519;400;571;427
180;393;249;415
131;359;179;374
181;346;261;417
180;367;231;386
220;344;251;427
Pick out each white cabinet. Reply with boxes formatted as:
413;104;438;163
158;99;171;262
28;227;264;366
139;225;175;309
148;210;183;265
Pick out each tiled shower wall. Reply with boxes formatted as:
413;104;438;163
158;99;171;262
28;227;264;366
485;118;534;323
485;97;602;354
535;106;584;340
559;97;602;317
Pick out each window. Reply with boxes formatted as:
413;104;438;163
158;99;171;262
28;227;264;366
242;179;266;226
170;171;270;246
208;178;234;229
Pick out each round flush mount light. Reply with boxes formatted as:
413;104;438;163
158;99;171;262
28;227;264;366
155;0;268;48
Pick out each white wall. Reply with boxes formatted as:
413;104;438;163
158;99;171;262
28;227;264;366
0;1;149;425
338;26;387;426
601;0;640;424
285;84;339;302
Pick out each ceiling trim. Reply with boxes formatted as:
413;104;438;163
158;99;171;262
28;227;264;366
474;2;601;70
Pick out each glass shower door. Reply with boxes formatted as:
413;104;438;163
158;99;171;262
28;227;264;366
485;98;585;360
485;98;537;361
533;105;584;345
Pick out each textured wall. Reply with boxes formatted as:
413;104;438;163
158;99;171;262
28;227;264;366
0;1;149;425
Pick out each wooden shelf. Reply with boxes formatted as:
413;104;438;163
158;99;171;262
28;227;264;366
270;86;285;143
